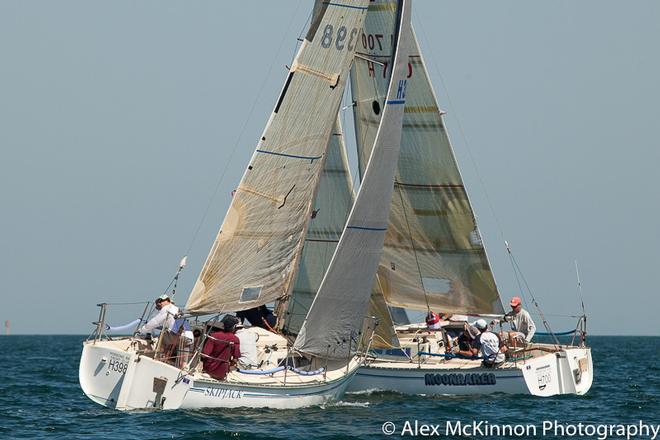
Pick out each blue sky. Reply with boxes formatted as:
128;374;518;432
1;1;658;335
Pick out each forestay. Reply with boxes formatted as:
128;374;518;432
186;0;369;315
279;118;354;335
350;0;504;315
294;0;412;359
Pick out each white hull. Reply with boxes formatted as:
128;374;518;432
347;346;593;397
80;338;359;411
181;373;353;410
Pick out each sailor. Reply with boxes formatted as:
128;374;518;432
472;319;506;367
138;294;179;337
455;324;480;358
505;296;536;347
235;324;259;369
425;311;442;330
202;315;241;381
236;305;277;331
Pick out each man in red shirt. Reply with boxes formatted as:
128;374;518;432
202;315;241;381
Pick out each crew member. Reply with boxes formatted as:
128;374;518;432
505;296;536;347
202;315;241;381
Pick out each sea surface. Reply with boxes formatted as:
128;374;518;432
0;335;658;439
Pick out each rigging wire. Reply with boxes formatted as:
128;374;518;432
505;242;560;346
396;184;431;312
182;0;307;260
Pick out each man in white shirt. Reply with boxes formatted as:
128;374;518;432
235;326;259;369
473;319;506;367
139;294;179;335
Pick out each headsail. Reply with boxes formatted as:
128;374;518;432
350;0;504;315
279;118;354;335
294;0;412;359
186;1;369;315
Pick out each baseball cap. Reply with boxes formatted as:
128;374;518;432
510;296;522;307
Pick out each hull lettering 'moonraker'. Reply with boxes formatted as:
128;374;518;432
424;373;497;386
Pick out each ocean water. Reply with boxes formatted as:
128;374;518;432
0;335;658;439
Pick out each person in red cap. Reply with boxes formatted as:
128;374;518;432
505;296;536;348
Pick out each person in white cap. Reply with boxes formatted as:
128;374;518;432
472;319;506;367
139;294;179;336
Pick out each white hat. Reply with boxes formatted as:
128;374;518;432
157;294;170;301
473;319;488;330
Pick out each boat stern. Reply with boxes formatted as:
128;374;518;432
79;339;191;410
521;346;593;396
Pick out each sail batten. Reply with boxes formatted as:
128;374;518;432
185;0;369;315
350;0;504;316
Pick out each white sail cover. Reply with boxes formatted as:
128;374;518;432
350;0;504;315
280;118;354;335
294;0;411;359
186;1;369;315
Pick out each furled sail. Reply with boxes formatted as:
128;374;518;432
350;0;504;315
294;0;411;359
279;118;354;335
186;1;369;315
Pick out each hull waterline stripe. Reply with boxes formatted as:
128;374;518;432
324;2;369;10
346;225;387;231
256;149;321;161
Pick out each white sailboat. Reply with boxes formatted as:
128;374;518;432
79;0;416;410
341;0;593;397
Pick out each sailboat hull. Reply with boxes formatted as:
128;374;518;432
347;347;593;397
181;372;354;410
80;338;360;410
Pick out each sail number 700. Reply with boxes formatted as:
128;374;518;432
320;24;359;51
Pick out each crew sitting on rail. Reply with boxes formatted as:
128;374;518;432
472;319;506;368
503;296;537;348
138;294;179;343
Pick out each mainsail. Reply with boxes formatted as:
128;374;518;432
350;0;504;315
186;1;369;315
294;0;412;359
279;118;354;335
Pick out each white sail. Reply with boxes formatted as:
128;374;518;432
350;0;504;315
186;1;369;315
280;118;354;335
294;0;412;359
